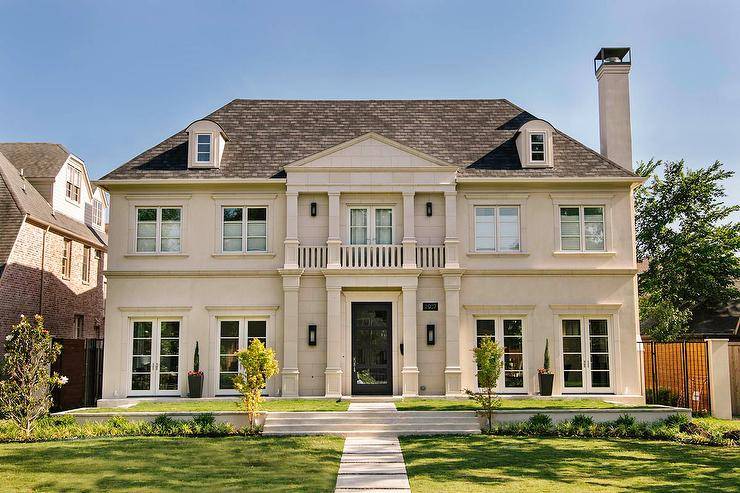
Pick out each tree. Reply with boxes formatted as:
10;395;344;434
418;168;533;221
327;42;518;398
0;315;66;437
233;338;279;430
465;338;504;433
635;159;740;340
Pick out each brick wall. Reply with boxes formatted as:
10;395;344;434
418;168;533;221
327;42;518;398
0;220;105;341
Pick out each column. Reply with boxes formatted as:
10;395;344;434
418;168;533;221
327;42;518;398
443;273;463;396
444;191;459;269
325;286;343;397
281;274;300;397
327;192;341;269
706;339;733;419
401;286;419;396
402;191;417;268
284;191;299;269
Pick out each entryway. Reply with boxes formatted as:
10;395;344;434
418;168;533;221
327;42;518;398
351;302;392;395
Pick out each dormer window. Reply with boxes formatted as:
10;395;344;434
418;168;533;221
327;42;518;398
530;132;546;162
92;198;103;227
196;134;212;163
66;165;82;203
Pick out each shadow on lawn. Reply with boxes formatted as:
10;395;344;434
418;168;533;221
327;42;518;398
400;436;740;492
0;436;344;492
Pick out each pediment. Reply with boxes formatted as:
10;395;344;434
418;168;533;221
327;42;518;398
285;132;456;170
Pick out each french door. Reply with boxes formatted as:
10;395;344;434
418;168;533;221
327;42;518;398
216;318;268;394
561;318;612;392
349;207;393;245
352;302;393;395
130;319;181;396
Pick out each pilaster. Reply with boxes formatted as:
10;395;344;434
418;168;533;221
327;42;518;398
325;286;343;397
280;272;301;397
443;272;463;396
444;191;459;268
401;285;419;396
402;191;417;268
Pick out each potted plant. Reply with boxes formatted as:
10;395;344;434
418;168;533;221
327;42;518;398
188;341;204;398
538;339;554;396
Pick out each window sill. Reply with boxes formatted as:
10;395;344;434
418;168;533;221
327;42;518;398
552;251;617;257
468;251;529;257
124;253;189;258
211;252;275;258
65;197;81;207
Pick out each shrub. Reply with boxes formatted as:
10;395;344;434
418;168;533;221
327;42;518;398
571;414;594;428
664;413;690;428
527;413;553;432
645;387;680;407
193;413;216;428
464;338;504;433
614;414;635;427
234;338;279;431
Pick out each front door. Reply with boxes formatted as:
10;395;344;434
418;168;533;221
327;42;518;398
352;302;392;395
130;319;181;396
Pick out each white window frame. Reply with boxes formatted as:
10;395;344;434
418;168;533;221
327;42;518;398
466;194;529;255
471;312;529;393
66;165;82;203
135;206;183;254
128;317;183;397
550;193;614;255
220;206;268;253
62;238;72;279
82;245;91;283
558;205;606;252
92;199;103;228
557;316;614;393
473;205;521;252
529;131;547;163
215;317;269;394
196;133;212;163
348;206;395;245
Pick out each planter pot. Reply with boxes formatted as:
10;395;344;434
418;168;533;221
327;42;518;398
188;374;204;398
539;373;554;396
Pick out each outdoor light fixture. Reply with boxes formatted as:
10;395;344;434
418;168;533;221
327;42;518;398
426;202;433;216
310;202;317;217
400;343;404;355
426;324;435;345
308;324;317;346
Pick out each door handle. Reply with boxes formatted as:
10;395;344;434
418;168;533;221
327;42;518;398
352;357;356;374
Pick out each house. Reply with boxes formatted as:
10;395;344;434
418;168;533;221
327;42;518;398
97;48;645;402
684;280;740;341
0;143;108;341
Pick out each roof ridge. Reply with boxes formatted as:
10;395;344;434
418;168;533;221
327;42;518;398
230;98;511;102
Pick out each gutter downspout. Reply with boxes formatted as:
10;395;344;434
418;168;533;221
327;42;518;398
39;224;50;315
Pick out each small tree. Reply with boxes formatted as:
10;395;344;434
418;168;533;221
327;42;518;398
465;338;504;433
193;341;200;373
0;315;66;437
543;339;551;373
234;338;279;430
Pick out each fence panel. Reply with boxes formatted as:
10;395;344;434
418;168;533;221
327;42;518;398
730;342;740;416
51;338;104;411
641;341;711;413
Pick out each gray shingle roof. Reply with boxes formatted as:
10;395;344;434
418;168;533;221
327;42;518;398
101;99;636;181
0;152;106;252
0;143;71;179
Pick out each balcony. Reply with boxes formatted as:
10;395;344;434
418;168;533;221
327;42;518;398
297;244;445;270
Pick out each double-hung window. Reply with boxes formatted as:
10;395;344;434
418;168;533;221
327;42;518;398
222;206;267;252
475;318;525;390
92;199;103;227
218;319;268;391
559;206;605;251
529;132;546;162
66;165;82;203
196;134;212;163
349;207;393;245
474;206;520;252
136;207;182;253
62;239;72;278
82;246;91;283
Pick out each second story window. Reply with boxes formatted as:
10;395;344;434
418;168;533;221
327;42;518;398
349;207;393;245
196;134;212;163
529;132;546;162
62;239;72;278
222;206;267;253
82;246;91;283
559;206;605;251
92;199;103;227
474;206;520;252
136;207;182;253
66;165;82;203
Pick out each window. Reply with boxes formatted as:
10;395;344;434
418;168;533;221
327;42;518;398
196;134;212;162
62;239;72;278
559;206;605;251
92;199;103;227
221;207;267;253
74;314;84;339
66;165;82;202
530;132;545;162
82;246;91;283
349;207;393;245
136;207;182;253
476;318;525;389
561;318;611;391
474;206;520;252
218;319;268;390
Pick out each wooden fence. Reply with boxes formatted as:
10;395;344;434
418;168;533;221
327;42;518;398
640;341;710;413
730;342;740;416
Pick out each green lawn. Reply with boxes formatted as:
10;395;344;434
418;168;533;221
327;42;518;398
77;398;349;413
693;416;740;432
395;397;631;411
0;436;343;492
400;435;740;492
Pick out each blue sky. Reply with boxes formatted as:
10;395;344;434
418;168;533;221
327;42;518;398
1;0;738;211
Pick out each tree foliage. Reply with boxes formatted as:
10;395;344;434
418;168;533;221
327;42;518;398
635;159;740;340
0;315;66;437
465;338;504;432
234;338;279;430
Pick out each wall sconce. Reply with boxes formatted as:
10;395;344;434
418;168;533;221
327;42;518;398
310;202;317;217
400;343;404;355
426;324;435;345
308;324;317;346
426;202;433;217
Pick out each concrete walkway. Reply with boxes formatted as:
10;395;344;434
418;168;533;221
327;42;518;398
334;402;411;492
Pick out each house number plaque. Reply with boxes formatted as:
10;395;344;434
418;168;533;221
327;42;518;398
422;302;438;311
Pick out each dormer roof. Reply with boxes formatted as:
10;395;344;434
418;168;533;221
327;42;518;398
0;143;71;178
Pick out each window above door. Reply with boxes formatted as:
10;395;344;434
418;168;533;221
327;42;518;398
348;206;395;245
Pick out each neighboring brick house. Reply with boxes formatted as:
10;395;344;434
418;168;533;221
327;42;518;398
0;143;108;341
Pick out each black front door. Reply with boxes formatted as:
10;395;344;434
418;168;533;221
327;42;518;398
352;302;392;395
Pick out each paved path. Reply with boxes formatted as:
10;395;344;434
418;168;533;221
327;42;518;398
334;402;411;493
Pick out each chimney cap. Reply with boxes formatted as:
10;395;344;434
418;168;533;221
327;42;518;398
594;47;631;74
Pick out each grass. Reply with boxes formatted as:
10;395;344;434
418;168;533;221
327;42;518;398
395;397;632;411
400;435;740;492
693;416;740;432
0;435;344;492
76;398;349;413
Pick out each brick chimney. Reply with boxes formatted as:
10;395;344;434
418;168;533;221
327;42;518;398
595;47;633;170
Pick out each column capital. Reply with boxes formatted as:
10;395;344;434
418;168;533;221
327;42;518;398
444;190;458;197
326;286;342;293
285;190;299;197
402;190;416;197
401;285;417;293
327;191;341;197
